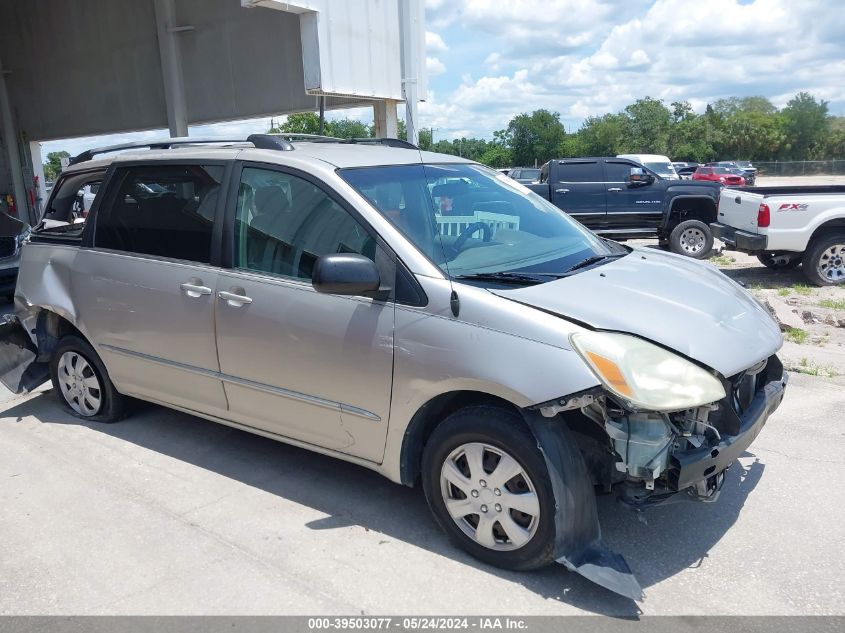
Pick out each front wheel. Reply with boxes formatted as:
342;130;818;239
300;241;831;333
50;335;128;422
802;233;845;286
421;406;557;571
669;219;714;259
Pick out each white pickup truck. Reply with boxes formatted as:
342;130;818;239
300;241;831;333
711;186;845;286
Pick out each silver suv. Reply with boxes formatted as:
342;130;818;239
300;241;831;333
2;135;787;599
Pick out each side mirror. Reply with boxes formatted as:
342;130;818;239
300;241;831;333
312;253;381;296
628;167;655;186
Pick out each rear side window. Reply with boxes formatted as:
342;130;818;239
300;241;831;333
95;164;224;264
555;162;601;183
42;169;107;223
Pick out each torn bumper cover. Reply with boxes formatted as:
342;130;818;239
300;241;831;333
521;365;788;602
522;411;644;602
0;315;49;394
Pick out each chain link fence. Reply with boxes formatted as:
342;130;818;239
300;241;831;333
755;160;845;176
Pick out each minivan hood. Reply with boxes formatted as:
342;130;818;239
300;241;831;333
490;249;782;377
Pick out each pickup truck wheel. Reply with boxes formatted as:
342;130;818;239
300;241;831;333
50;335;128;423
669;219;713;259
757;252;801;270
802;233;845;286
421;406;556;571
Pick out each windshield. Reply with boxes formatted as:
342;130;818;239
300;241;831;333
644;162;676;177
339;163;619;279
713;167;733;175
518;168;540;180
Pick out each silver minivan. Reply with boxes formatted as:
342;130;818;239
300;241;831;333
2;135;787;599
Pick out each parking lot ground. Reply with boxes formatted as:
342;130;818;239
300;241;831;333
2;338;844;615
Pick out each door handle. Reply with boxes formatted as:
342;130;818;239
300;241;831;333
607;187;622;192
218;289;253;307
555;188;570;194
180;280;212;297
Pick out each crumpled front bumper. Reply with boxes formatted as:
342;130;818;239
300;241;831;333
669;369;788;493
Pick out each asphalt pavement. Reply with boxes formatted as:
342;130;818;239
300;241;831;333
1;296;844;615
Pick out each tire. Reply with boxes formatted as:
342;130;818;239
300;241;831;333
668;219;714;259
757;252;801;270
802;232;845;286
421;406;557;571
50;334;128;423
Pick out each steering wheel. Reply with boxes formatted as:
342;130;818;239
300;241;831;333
452;222;493;253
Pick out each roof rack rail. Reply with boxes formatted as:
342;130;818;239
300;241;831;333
343;137;419;150
67;133;417;166
271;133;419;149
68;134;294;165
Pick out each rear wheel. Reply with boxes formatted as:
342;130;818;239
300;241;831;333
757;252;801;270
802;233;845;286
669;219;714;259
421;406;557;571
50;335;128;423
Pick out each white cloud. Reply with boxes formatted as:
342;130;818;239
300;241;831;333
425;31;448;53
419;0;845;139
426;56;447;75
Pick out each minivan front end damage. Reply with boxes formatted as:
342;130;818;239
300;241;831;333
523;354;787;600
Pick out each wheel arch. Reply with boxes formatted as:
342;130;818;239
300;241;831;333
666;195;717;230
30;307;87;363
398;390;523;487
807;217;845;244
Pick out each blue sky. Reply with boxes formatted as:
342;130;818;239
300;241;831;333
42;0;845;161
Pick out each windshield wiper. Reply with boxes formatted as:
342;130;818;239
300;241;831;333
454;272;560;285
564;253;625;273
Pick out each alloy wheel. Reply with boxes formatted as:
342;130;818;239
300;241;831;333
816;242;845;283
679;227;707;254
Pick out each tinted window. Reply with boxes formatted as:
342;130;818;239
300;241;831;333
555;162;601;182
95;164;223;263
234;167;376;281
604;162;635;182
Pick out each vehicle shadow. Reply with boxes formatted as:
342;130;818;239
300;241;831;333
2;391;764;616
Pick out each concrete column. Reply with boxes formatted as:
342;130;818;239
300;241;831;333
29;141;47;217
398;0;423;145
373;99;399;138
154;0;189;137
0;58;29;224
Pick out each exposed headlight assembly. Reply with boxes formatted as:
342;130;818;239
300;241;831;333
570;331;726;412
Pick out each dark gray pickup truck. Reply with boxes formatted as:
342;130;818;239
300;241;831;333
527;157;723;258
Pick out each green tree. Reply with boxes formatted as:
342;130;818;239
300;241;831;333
478;144;511;168
496;109;566;166
781;92;829;159
326;118;373;139
270;112;321;135
43;150;70;181
577;113;630;156
623;97;673;154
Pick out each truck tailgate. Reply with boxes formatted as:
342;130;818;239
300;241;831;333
718;189;764;233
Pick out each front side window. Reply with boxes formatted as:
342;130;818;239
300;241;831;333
95;164;223;263
234;167;375;281
340;163;619;279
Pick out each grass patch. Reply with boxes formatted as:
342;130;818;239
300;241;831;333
784;327;809;344
792;283;813;296
709;254;736;266
777;288;790;297
818;298;845;310
786;359;839;377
